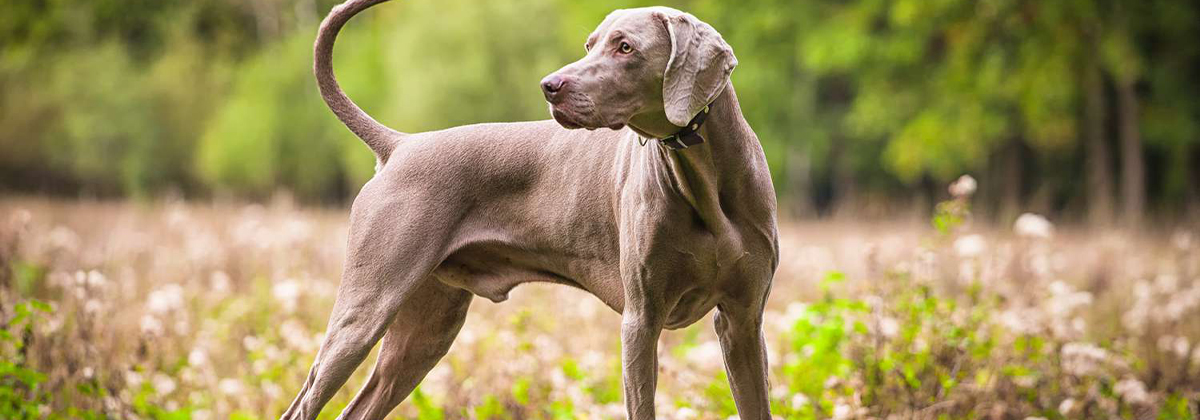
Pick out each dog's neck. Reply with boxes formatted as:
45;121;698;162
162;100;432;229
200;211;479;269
628;82;770;238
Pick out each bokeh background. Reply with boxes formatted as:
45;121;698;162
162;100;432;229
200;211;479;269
1;0;1199;419
3;0;1198;222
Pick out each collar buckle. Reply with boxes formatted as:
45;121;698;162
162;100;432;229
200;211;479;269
656;105;711;150
660;135;690;149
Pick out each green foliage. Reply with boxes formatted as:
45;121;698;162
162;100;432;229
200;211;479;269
472;394;508;420
1;299;102;420
1;0;1197;211
779;271;866;418
510;377;532;405
6;200;1200;418
132;381;192;420
932;199;968;235
411;387;445;420
1159;394;1195;420
197;33;363;198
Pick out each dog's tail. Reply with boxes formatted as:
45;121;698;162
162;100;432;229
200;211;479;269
314;0;402;161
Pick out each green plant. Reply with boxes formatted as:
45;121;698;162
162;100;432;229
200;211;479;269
0;300;55;419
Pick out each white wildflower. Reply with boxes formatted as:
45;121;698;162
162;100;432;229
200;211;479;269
790;393;810;409
8;208;31;226
83;299;105;314
218;378;243;395
1061;342;1109;377
831;403;852;420
675;406;699;419
1157;335;1190;358
126;371;144;388
263;380;284;400
998;307;1042;335
165;205;191;227
948;175;977;198
152;373;177;396
1154;275;1179;293
243;335;263;352
253;359;270;375
48;226;81;251
146;284;185;313
82;270;108;288
1172;231;1193;250
861;295;883;310
781;302;809;327
281;218;313;245
1113;377;1150;405
188;348;208;367
103;396;120;412
210;271;231;294
878;317;900;338
424;365;451;396
1014;213;1054;239
1046;282;1093;321
280;319;315;351
954;234;987;258
1059;398;1077;415
140;314;165;336
272;280;303;312
550;368;569;388
686;341;724;369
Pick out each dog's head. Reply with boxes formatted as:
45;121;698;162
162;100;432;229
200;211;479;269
540;7;737;132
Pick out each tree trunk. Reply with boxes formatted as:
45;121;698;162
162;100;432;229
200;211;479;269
1182;147;1198;223
786;145;815;218
1000;139;1023;222
1116;79;1146;227
1083;63;1115;227
830;137;858;217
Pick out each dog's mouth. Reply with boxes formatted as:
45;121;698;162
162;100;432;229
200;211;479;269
548;104;626;132
550;106;584;130
548;93;624;131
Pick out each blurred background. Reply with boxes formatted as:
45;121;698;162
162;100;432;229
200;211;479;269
3;0;1197;224
3;0;1200;419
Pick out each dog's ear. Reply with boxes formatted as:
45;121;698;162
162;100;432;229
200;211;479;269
658;12;737;127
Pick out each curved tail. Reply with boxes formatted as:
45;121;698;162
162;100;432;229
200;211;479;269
314;0;402;161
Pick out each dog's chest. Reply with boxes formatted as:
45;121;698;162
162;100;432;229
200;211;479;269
650;225;759;330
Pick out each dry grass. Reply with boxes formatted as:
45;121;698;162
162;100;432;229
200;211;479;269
1;196;1197;419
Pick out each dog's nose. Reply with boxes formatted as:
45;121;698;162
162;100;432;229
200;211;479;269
541;74;568;102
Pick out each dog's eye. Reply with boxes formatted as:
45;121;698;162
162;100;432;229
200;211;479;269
618;42;633;54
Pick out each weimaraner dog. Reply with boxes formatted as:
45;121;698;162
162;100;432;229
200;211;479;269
281;0;778;418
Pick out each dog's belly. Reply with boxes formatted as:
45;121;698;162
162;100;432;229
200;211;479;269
433;251;721;330
430;240;625;311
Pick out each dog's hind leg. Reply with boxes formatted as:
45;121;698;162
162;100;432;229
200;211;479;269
280;180;460;420
336;279;472;420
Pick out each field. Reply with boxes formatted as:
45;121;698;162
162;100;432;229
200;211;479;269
1;197;1197;419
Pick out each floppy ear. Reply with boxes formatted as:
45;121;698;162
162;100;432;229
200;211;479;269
659;13;737;127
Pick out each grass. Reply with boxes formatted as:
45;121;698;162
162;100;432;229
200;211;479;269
1;194;1197;419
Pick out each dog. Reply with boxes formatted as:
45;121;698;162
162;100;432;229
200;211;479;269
281;1;779;419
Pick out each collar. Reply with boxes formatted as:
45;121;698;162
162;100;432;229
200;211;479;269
655;105;711;150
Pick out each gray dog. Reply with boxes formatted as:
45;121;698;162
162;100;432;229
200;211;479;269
280;0;779;419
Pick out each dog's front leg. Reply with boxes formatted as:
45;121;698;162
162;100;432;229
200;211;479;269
620;295;666;419
715;301;772;419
